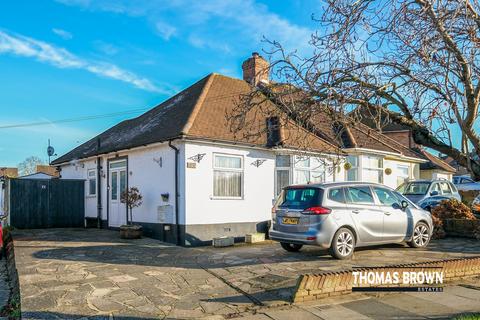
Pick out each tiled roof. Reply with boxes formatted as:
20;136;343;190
415;148;456;173
261;84;424;160
52;74;341;165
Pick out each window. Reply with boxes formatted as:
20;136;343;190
294;156;325;185
275;155;291;195
450;182;458;192
328;188;346;203
294;156;310;185
280;188;321;209
346;186;374;204
462;177;475;184
213;154;243;198
87;170;96;196
111;171;118;200
346;155;359;181
373;187;399;206
363;155;383;183
431;183;441;194
440;182;452;195
397;165;409;187
398;181;431;195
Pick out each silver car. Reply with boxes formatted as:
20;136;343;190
269;182;433;259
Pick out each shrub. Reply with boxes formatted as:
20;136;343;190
431;199;477;221
431;213;446;239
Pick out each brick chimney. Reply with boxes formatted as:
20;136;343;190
242;52;269;86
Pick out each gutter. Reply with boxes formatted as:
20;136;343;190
96;156;102;228
343;147;428;163
168;139;181;246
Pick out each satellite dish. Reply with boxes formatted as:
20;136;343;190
47;145;55;157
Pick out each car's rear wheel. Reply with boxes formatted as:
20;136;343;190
280;242;303;252
408;222;430;248
330;228;355;259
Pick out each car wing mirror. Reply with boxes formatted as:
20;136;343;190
430;190;439;196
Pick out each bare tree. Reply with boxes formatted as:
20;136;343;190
233;0;480;179
17;156;44;176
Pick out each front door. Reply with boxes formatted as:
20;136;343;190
108;159;127;227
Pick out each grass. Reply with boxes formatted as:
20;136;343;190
455;314;480;320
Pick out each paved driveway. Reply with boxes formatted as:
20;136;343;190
12;229;480;319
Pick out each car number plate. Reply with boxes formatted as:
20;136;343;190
282;217;299;225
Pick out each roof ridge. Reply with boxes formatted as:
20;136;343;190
181;73;216;135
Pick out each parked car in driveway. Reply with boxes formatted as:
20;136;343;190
471;194;480;217
453;175;480;191
269;182;433;259
396;179;461;204
417;196;451;212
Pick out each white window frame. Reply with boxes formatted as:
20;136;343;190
397;164;410;187
87;169;97;197
294;156;311;185
275;155;292;196
362;155;384;184
345;155;359;181
212;153;244;199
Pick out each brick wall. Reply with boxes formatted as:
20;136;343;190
293;257;480;303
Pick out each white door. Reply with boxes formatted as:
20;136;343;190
109;160;127;227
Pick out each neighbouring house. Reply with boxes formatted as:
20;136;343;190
18;172;57;180
36;165;60;177
52;53;427;246
0;167;18;178
353;106;456;181
0;167;17;216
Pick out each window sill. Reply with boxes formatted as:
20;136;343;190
210;196;244;200
86;195;97;199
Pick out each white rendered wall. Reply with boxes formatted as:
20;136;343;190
184;142;276;225
59;142;184;224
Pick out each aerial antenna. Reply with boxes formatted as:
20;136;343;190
47;139;57;165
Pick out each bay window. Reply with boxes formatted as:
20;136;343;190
275;155;326;195
363;155;383;183
213;154;243;198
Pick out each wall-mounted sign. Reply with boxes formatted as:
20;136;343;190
187;162;197;169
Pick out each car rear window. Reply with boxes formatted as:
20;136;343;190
280;188;322;209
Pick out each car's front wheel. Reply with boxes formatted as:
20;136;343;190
280;242;303;252
408;222;431;248
330;228;355;259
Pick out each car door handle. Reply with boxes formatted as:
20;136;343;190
384;211;392;216
352;210;360;214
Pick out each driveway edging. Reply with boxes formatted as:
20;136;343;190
293;256;480;303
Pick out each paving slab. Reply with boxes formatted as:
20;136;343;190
11;228;480;319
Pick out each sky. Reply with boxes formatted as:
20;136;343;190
0;0;320;167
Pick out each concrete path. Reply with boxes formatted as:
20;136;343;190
11;229;480;319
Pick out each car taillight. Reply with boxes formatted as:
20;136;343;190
303;206;331;215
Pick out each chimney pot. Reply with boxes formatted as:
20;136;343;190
242;52;269;86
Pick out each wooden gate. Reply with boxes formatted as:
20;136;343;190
9;179;85;229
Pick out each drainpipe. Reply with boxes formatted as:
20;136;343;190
96;157;102;228
168;140;181;245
